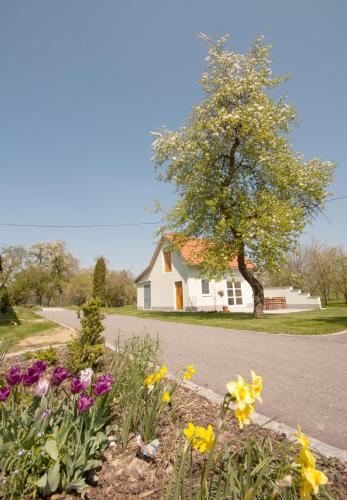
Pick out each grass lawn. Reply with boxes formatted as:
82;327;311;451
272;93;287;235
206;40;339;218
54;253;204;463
104;304;347;335
0;307;57;346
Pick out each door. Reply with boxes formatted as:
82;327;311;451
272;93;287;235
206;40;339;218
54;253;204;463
175;281;183;310
144;284;151;309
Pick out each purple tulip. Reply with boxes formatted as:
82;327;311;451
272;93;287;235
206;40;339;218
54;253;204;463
22;366;40;386
5;366;22;386
92;374;113;396
99;373;113;385
51;367;70;386
0;387;11;401
77;393;95;413
71;377;86;394
32;360;47;374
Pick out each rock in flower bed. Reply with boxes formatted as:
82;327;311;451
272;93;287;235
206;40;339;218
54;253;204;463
0;343;346;499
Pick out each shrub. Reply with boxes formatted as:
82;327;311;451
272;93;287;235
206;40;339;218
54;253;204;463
67;299;105;373
24;347;59;365
93;257;106;305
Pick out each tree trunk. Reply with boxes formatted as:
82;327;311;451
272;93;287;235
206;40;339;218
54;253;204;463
237;244;264;318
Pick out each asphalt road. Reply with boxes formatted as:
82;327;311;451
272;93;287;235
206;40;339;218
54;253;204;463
40;308;347;450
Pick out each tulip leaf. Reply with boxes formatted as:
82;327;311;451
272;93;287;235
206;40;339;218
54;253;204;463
47;461;60;492
45;438;58;460
36;472;48;488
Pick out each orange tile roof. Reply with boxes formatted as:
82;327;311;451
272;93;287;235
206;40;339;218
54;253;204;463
166;235;254;269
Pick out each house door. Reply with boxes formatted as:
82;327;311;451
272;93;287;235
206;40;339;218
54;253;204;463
175;281;183;310
144;284;151;309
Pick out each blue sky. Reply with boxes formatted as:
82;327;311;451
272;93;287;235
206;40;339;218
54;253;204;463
0;0;346;275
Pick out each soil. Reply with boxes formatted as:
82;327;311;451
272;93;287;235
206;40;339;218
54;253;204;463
13;327;74;351
2;348;347;499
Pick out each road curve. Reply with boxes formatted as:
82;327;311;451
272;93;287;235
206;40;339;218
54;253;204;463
39;308;347;450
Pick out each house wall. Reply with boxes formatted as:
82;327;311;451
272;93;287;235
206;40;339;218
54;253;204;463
264;287;322;309
186;268;253;311
137;242;189;310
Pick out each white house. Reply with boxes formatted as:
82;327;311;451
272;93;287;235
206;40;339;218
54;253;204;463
135;236;254;312
135;236;322;312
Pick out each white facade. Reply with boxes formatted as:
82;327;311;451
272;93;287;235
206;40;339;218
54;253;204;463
135;239;253;311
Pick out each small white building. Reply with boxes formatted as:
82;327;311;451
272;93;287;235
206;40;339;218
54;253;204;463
135;236;322;312
135;236;253;312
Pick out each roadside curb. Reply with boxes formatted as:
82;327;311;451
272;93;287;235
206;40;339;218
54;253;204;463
105;341;347;462
177;377;347;463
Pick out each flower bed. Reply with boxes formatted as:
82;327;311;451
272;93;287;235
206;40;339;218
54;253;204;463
0;343;346;499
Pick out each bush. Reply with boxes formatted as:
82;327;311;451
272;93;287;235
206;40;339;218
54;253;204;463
67;299;105;373
24;347;58;365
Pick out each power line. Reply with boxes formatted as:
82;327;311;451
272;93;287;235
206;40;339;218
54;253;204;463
0;221;162;228
0;196;345;229
325;196;347;202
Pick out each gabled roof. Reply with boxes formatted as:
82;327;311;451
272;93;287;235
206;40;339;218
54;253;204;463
135;235;254;283
135;235;255;283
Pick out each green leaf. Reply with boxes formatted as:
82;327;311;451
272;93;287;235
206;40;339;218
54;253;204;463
47;461;60;492
45;438;58;460
36;472;48;488
65;477;88;493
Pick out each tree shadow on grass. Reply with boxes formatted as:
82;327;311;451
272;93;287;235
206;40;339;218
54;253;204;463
0;306;21;326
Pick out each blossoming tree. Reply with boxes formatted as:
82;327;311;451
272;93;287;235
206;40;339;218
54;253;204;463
152;34;334;317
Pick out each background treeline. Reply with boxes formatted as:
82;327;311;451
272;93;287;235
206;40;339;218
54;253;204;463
0;241;136;308
263;240;347;306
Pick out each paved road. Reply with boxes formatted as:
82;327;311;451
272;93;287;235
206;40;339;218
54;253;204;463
40;308;347;450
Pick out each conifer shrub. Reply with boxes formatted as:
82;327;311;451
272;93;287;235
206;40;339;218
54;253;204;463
67;298;106;373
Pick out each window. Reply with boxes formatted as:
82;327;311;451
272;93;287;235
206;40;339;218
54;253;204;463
201;279;210;295
163;251;172;272
227;280;243;305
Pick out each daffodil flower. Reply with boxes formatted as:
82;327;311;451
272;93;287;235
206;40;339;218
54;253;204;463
302;466;328;496
250;370;263;402
294;426;310;448
235;403;254;429
226;375;254;410
162;391;171;403
183;364;196;380
183;422;215;453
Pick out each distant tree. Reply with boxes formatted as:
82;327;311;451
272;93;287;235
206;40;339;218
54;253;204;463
265;240;347;304
66;271;93;306
105;270;136;307
152;35;334;317
29;241;78;305
336;250;347;304
0;245;27;288
10;266;51;306
93;257;106;305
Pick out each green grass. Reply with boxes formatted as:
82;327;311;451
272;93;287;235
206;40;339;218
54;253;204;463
104;304;347;335
0;307;57;346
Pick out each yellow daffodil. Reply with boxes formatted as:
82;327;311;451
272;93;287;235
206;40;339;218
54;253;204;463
294;426;310;449
144;374;155;386
154;365;168;382
296;447;316;469
183;422;215;453
250;370;263;403
183;364;196;380
226;375;254;410
235;403;254;429
302;467;328;496
162;391;171;403
183;422;196;441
